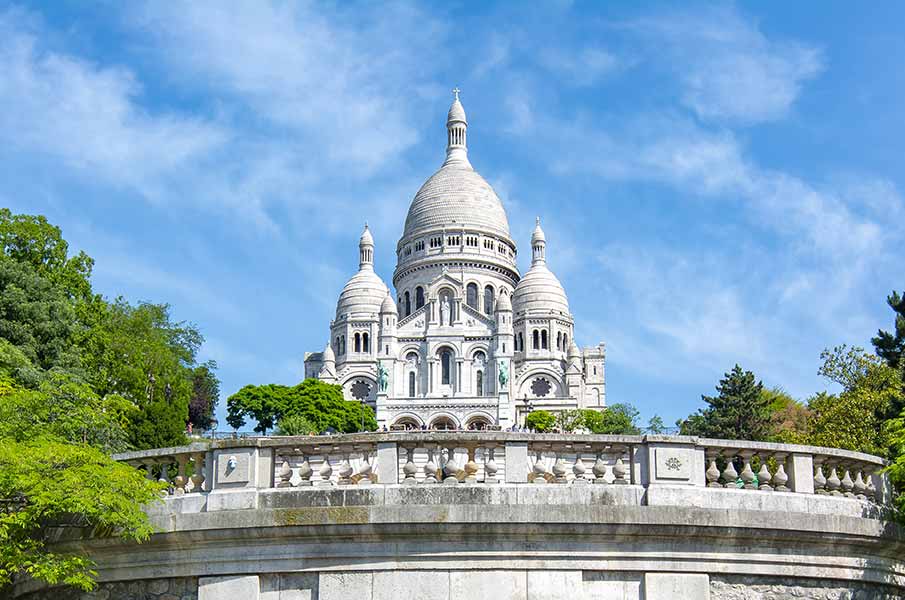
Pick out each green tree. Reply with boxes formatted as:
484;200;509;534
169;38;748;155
762;386;811;444
189;361;219;432
555;409;586;432
525;410;556;432
277;414;319;436
678;365;770;441
806;346;901;455
646;415;666;434
227;379;376;434
0;437;161;591
872;291;905;418
585;403;642;435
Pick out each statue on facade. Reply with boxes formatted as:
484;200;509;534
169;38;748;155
440;296;451;325
498;361;509;388
377;364;389;393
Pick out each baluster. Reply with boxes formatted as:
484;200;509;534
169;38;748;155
852;468;867;500
814;460;828;495
423;446;439;484
191;452;206;493
402;446;418;485
297;453;313;487
705;450;721;488
277;459;293;488
772;454;789;492
158;463;172;496
739;452;757;490
757;454;772;491
484;446;499;484
173;456;188;496
572;448;588;484
318;454;334;486
144;462;154;481
866;472;877;502
612;447;628;485
338;453;354;486
552;448;569;484
531;449;549;484
442;446;461;484
356;449;374;485
840;465;855;498
592;449;609;484
826;464;842;496
464;445;479;484
721;455;739;488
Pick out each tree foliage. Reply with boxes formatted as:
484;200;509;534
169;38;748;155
189;361;219;432
227;379;376;435
584;404;642;435
525;410;556;432
678;365;771;441
805;346;901;455
872;290;905;418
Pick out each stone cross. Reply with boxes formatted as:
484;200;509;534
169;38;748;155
452;87;460;100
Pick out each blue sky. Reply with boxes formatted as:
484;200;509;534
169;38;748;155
1;1;903;429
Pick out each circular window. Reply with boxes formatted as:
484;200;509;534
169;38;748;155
350;380;371;400
531;377;552;398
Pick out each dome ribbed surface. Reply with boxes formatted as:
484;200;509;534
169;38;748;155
403;163;511;239
336;269;388;320
380;292;397;314
512;264;570;317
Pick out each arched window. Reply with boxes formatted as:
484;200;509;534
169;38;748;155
563;334;568;349
556;332;562;350
532;330;539;350
362;332;369;353
415;286;425;309
466;283;478;309
404;291;411;317
340;336;346;354
518;332;524;352
473;351;486;364
441;350;452;385
541;330;548;350
335;336;340;353
408;371;416;397
483;285;494;315
476;370;484;396
354;333;361;353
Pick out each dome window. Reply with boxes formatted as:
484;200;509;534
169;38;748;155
351;380;371;401
476;370;484;397
466;283;478;309
415;287;425;309
441;350;452;385
483;285;494;315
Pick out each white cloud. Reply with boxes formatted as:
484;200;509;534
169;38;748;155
539;47;621;86
629;6;823;123
0;9;227;195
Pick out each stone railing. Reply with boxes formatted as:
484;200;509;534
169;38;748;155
112;433;893;508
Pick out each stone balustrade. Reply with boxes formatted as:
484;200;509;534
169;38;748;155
112;433;892;508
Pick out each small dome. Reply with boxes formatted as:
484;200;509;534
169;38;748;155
323;341;335;362
447;98;467;124
335;269;388;320
380;292;397;314
531;217;546;244
512;263;570;317
360;224;374;246
496;291;511;312
568;339;581;359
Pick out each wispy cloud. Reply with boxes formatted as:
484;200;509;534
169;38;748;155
626;5;823;123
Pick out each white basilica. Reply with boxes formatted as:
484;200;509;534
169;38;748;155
304;91;605;429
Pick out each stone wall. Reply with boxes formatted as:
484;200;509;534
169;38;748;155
21;577;197;600
711;575;904;600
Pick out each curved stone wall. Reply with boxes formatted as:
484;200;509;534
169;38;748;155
13;434;905;599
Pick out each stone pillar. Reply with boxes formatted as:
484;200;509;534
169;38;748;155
376;441;398;485
207;447;273;511
505;441;528;483
643;573;710;599
199;575;260;600
788;452;815;494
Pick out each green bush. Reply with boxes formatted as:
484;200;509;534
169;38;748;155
525;410;556;432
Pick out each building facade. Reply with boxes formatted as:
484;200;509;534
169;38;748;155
304;92;605;429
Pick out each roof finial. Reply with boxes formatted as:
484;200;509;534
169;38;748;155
536;216;540;226
452;86;460;101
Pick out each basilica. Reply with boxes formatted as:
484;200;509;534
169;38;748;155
304;91;605;429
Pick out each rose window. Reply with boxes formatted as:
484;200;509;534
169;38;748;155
531;377;552;398
351;380;371;400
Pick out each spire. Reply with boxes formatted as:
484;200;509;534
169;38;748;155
531;217;546;264
359;223;374;270
444;87;470;167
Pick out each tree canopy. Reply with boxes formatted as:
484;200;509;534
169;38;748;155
678;365;771;441
227;379;376;435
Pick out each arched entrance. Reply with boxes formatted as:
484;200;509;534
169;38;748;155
429;415;459;431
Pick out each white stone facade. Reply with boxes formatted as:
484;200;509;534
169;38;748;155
303;91;606;428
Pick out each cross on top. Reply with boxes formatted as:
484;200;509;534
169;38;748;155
452;87;460;101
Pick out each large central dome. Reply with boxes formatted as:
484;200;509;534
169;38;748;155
402;162;511;239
